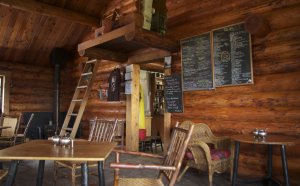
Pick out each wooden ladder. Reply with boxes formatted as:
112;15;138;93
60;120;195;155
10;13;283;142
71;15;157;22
60;59;99;138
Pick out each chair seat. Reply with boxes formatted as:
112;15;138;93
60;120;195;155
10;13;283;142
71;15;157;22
118;178;164;186
185;149;230;161
210;149;230;160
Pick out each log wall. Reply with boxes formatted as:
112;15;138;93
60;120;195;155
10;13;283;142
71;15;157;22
0;61;54;116
79;0;300;184
68;58;126;137
167;0;300;185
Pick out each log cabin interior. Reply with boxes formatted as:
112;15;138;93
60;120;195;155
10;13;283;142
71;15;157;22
0;0;299;185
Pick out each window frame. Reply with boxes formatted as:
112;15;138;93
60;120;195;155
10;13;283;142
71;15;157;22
0;70;11;115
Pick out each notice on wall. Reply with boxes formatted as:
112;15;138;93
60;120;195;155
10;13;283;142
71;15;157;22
213;23;253;86
164;74;183;113
181;32;214;91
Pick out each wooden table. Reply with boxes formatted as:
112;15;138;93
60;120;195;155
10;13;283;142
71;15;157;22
231;134;298;186
0;140;116;186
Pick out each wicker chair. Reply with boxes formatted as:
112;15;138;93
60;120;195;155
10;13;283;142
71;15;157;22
54;118;118;186
177;121;231;186
110;123;194;186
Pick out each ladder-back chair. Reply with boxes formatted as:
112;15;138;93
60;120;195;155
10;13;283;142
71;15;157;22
110;123;194;186
0;114;22;148
15;113;34;144
113;120;125;149
0;169;8;183
54;118;118;186
0;112;4;126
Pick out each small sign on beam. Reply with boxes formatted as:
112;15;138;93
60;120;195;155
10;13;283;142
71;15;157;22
164;56;172;69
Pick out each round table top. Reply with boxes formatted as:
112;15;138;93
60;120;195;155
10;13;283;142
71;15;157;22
231;134;299;146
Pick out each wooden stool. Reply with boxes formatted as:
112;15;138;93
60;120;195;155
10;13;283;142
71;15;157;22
151;136;163;153
139;136;153;152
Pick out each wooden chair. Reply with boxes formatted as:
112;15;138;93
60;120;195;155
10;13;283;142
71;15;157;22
0;112;4;126
114;120;125;149
0;114;22;148
15;113;34;144
54;118;118;186
0;169;8;182
110;123;194;186
177;121;231;186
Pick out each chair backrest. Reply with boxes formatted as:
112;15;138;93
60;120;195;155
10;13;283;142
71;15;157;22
114;120;125;148
23;113;35;137
1;117;18;137
0;112;4;126
88;118;118;142
178;121;214;143
159;123;194;186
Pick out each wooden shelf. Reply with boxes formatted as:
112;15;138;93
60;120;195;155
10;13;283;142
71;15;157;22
77;22;179;62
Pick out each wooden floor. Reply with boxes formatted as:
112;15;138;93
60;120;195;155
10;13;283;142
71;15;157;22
1;153;262;186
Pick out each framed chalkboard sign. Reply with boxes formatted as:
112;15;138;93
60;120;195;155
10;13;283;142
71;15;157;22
181;32;214;91
213;23;253;87
164;74;183;113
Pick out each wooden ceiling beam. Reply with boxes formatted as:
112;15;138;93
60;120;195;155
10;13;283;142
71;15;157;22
128;48;171;64
0;0;100;27
140;62;164;72
79;48;128;62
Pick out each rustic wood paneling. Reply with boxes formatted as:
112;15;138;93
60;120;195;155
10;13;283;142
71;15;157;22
1;0;299;184
0;61;54;116
65;57;126;138
167;1;300;185
0;0;110;66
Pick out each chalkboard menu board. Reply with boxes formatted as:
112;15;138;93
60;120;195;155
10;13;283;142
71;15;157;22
213;23;253;86
181;32;214;91
164;74;183;113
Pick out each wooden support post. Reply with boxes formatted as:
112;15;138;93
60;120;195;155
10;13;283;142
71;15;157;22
163;68;171;154
126;64;140;151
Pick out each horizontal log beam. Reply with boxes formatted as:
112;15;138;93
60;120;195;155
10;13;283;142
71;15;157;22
128;49;171;64
133;28;180;52
0;0;100;27
140;63;164;72
79;48;128;62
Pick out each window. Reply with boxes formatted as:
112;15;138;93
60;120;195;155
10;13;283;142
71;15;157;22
0;70;11;115
0;75;3;112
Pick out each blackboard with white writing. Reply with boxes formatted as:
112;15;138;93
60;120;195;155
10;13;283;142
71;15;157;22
181;32;214;91
164;74;183;113
213;23;253;86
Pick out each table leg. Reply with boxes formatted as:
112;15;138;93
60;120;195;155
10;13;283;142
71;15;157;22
98;161;105;186
231;141;240;186
267;145;272;178
281;145;290;186
5;160;19;186
153;138;157;153
81;163;89;186
267;145;272;186
36;160;45;186
142;141;145;152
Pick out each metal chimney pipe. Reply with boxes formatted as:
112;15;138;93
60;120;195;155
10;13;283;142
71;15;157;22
53;63;60;132
50;48;67;133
